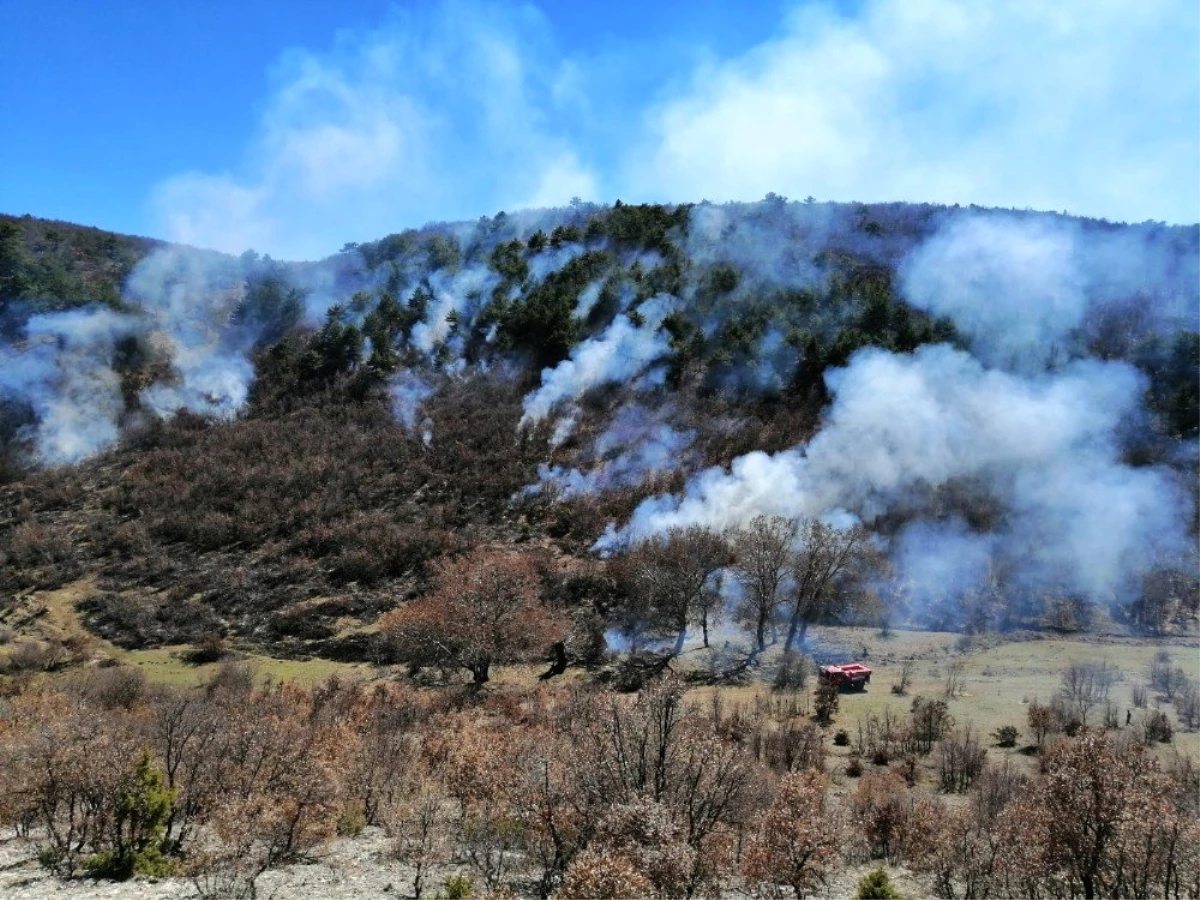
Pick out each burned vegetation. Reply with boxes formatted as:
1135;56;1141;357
0;198;1198;897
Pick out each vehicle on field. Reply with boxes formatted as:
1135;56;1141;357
818;662;872;691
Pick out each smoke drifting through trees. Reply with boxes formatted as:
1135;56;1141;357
0;199;1195;632
598;209;1196;628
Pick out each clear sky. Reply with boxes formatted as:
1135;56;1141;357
1;0;1196;260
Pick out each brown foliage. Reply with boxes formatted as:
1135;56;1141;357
743;770;842;899
380;549;567;683
558;850;654;900
850;772;917;864
0;368;553;651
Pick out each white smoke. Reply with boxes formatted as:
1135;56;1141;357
901;215;1088;373
389;369;435;434
533;403;695;498
1;309;135;464
892;519;998;621
519;294;676;427
0;244;313;464
600;343;1187;604
527;241;588;283
573;281;603;319
409;265;499;356
685;201;831;291
125;246;254;418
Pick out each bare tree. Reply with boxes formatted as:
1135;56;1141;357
782;518;871;652
943;659;966;700
892;660;916;696
620;526;732;656
694;570;727;650
731;515;797;652
1058;659;1119;726
671;528;735;649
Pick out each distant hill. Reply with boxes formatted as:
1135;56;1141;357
0;213;162;314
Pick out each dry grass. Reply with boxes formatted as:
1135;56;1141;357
1;579;373;687
117;646;375;688
7;584;1199;767
688;625;1200;771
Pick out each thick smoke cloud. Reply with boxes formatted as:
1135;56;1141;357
603;344;1185;604
600;212;1194;614
901;216;1087;373
126;247;256;418
0;310;133;465
0;245;328;465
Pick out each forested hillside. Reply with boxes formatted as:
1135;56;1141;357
0;199;1197;662
1;199;1198;900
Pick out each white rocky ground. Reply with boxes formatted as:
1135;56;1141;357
1;826;928;899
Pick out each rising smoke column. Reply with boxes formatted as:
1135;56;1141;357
519;294;676;428
0;309;134;465
127;246;256;418
599;212;1193;612
0;244;316;464
531;403;696;498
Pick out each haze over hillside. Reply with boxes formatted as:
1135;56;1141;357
3;2;1199;897
0;198;1196;655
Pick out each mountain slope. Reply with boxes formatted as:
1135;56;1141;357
0;198;1196;660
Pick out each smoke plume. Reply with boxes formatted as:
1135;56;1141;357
519;294;676;427
599;212;1194;615
533;403;695;498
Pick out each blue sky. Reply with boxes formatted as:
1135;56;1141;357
1;0;1196;259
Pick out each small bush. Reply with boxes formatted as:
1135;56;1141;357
6;638;70;673
754;721;826;774
857;867;902;899
936;726;988;792
1177;682;1200;731
185;635;229;665
1132;682;1148;709
82;751;176;880
871;747;891;766
1103;701;1120;730
444;873;475;900
336;807;366;837
846;755;864;777
1145;710;1174;743
76;666;148;710
773;651;809;691
833;729;851;747
814;680;839;726
992;725;1019;748
891;660;915;696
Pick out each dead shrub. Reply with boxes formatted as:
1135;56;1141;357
935;725;988;793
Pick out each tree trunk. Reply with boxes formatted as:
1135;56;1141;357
538;642;568;681
783;607;801;654
673;625;687;657
471;661;490;684
701;615;709;648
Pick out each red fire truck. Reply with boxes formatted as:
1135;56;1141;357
817;663;873;691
